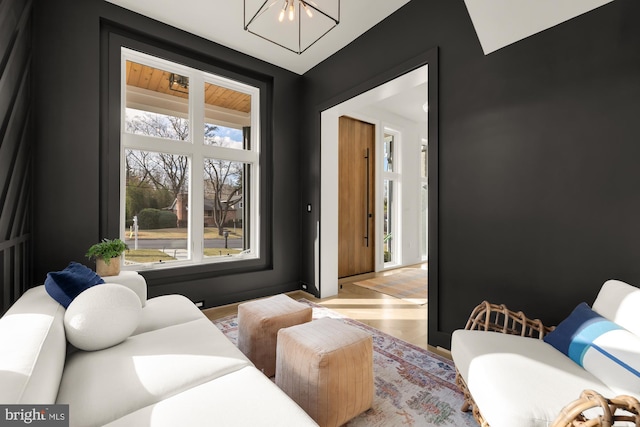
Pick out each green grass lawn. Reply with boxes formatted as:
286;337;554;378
125;249;175;263
204;248;243;256
127;227;243;240
126;247;244;263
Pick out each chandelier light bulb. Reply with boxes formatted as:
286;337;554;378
278;8;285;22
302;1;313;18
288;0;295;21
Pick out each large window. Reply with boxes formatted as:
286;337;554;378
120;49;260;269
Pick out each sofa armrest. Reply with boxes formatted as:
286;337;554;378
464;301;554;339
101;271;147;306
551;389;640;427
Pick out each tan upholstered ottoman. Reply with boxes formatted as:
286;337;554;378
275;317;374;427
237;294;312;377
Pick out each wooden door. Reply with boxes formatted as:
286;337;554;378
338;116;375;278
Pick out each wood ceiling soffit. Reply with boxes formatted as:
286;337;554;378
126;61;250;113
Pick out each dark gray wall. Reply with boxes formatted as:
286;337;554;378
0;0;33;314
18;0;640;346
301;0;640;347
32;0;302;308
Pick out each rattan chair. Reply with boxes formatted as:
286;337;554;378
455;301;640;427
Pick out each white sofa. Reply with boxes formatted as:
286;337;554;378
0;273;318;427
452;279;640;427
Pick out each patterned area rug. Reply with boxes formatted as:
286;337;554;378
212;299;476;427
354;268;427;305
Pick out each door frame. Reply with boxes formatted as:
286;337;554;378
318;54;436;299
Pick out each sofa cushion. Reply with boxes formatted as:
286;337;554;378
544;302;640;398
100;271;147;307
64;284;142;351
103;366;318;427
0;286;66;403
131;294;204;336
452;329;617;427
44;262;104;308
57;317;252;427
592;279;640;337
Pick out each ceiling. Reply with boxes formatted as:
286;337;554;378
104;0;411;75
371;83;427;124
106;0;612;125
464;0;615;54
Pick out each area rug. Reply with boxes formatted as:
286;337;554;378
212;299;476;427
354;268;427;305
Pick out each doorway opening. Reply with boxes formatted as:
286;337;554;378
319;64;429;298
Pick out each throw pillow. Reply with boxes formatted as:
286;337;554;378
544;302;640;396
64;283;142;351
44;261;105;308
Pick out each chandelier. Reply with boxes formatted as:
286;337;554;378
244;0;340;55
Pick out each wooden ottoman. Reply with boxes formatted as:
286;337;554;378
275;317;374;427
237;294;312;377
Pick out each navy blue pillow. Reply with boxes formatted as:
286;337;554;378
543;302;621;365
44;262;105;308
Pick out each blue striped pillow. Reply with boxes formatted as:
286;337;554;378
544;302;640;396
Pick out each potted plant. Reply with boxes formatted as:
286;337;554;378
86;238;128;277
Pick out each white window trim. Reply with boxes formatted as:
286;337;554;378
119;48;260;271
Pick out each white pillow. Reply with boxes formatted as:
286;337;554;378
64;283;142;351
593;279;640;336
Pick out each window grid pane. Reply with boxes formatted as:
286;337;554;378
124;149;190;266
383;179;393;263
384;133;394;172
125;61;190;143
203;159;249;258
203;81;251;151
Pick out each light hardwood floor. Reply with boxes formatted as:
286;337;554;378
203;265;450;358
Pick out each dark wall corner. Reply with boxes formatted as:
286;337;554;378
1;0;34;313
